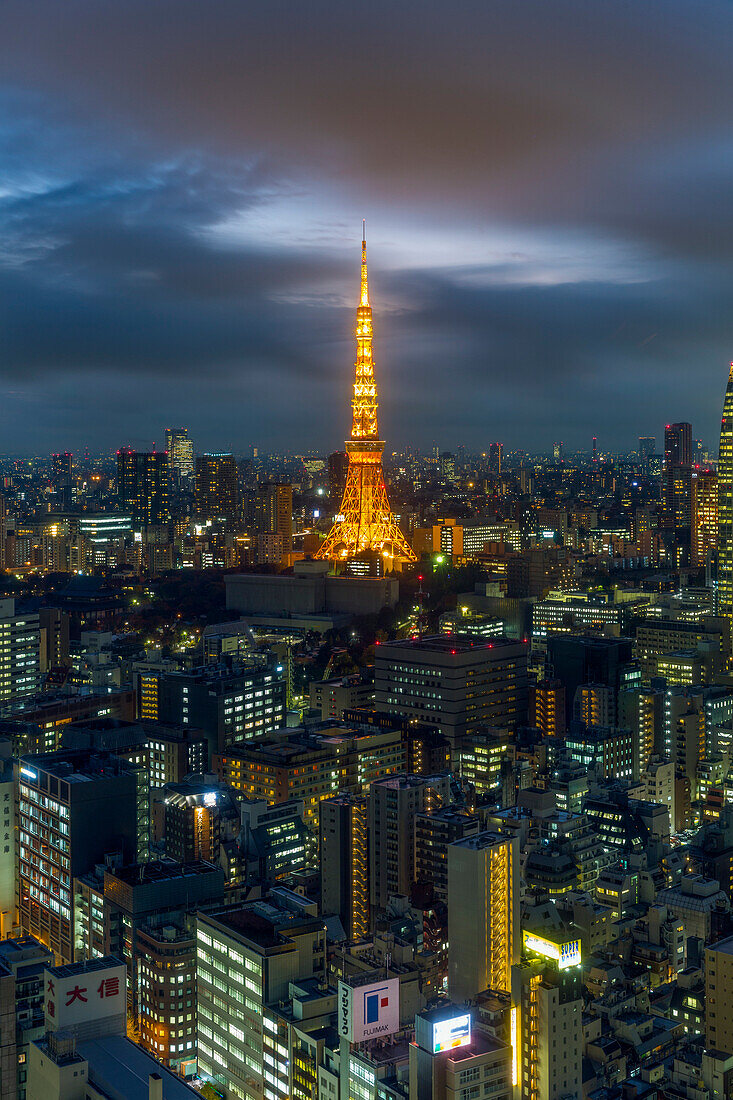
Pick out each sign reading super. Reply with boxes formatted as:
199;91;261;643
523;931;581;970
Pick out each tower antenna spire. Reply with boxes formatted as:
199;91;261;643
315;228;416;569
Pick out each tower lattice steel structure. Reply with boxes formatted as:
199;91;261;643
316;227;416;566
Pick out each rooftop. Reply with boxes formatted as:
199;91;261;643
78;1034;196;1098
379;633;523;655
106;860;221;887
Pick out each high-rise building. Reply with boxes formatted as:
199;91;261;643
165;427;194;481
374;635;529;749
447;832;519;999
116;449;170;527
103;860;225;1028
328;450;349;503
528;679;566;738
196;902;326;1099
0;494;5;570
0;598;41;707
440;452;457;484
17;750;140;962
512;928;583;1100
370;774;452;910
49;453;73;508
316;228;415;566
663;422;692;532
195;453;239;525
163;782;222;864
719;364;733;646
258;482;293;553
489;442;503;475
638;436;656;468
0;935;54;1100
320;794;369;940
692;467;718;569
414;806;479;901
547;635;634;723
409;1003;512;1100
215;722;404;832
137;918;197;1075
705;936;733;1057
50;453;72;483
156;661;287;758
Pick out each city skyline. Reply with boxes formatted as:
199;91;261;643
1;1;733;453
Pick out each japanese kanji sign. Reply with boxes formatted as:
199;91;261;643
45;961;126;1031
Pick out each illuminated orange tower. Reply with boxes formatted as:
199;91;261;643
317;225;416;567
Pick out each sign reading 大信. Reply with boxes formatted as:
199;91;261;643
45;962;126;1031
338;977;400;1042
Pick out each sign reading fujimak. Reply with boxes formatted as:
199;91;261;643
338;977;400;1042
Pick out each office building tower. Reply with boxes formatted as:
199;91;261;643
116;448;170;527
375;635;529;749
62;717;208;790
258;482;293;554
447;832;519;999
50;453;72;483
664;422;692;531
50;453;73;508
320;794;369;940
635;618;724;680
328;450;349;503
162;782;222;864
414;806;479;901
410;1004;512;1100
237;798;314;884
0;935;54;1100
489;442;503;475
102;860;225;1025
156;661;287;758
528;679;566;738
692;467;718;569
440;452;457;484
370;774;452;910
719;363;733;645
0;743;15;938
196;902;326;1099
26;956;194;1098
0;494;5;570
547;635;634;723
17;750;140;962
215;722;405;832
665;421;692;471
137;919;197;1075
316;230;415;565
639;436;656;468
0;598;41;707
705;938;733;1055
165;427;194;481
309;671;374;720
195;453;239;525
512;928;583;1100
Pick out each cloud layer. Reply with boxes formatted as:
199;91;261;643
1;0;732;453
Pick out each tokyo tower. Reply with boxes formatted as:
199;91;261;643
316;226;416;567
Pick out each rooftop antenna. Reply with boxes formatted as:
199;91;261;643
362;218;366;242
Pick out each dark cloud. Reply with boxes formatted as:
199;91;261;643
0;1;732;452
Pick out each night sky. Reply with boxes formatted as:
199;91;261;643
2;0;733;456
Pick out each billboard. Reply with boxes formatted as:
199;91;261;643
338;977;400;1042
45;961;126;1031
432;1013;471;1053
523;931;581;969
